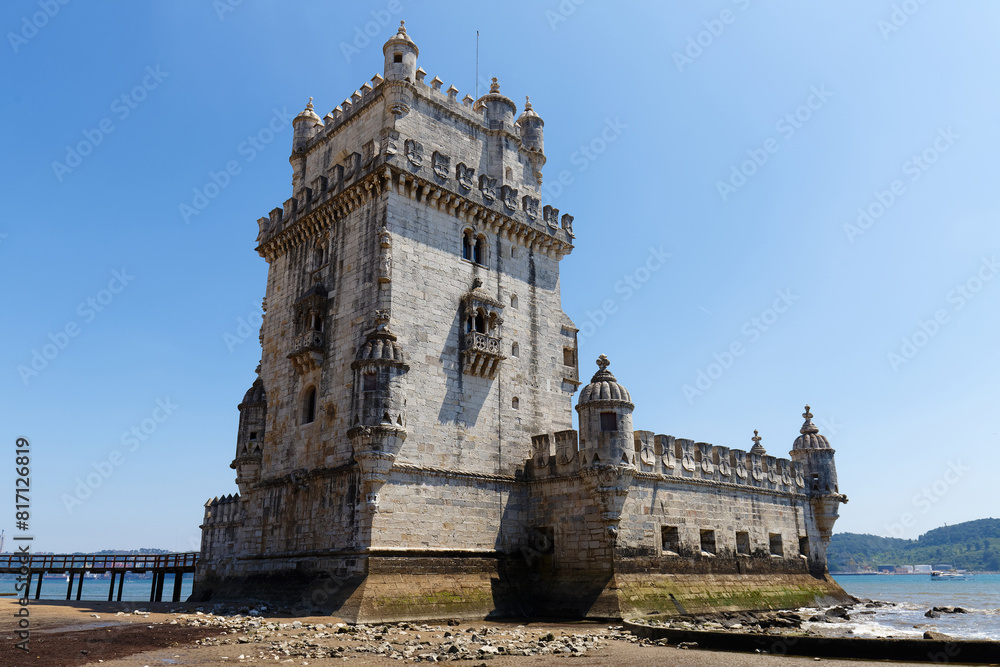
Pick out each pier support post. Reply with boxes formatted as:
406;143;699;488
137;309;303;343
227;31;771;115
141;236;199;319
116;572;125;601
34;572;43;600
66;573;74;600
149;573;157;602
76;572;85;600
108;572;116;602
172;573;183;602
154;572;165;602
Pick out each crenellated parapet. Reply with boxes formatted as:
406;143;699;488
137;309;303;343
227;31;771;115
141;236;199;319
256;22;574;266
630;434;807;495
201;493;243;526
254;148;573;263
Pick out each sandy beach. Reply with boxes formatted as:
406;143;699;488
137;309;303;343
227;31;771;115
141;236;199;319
0;598;946;667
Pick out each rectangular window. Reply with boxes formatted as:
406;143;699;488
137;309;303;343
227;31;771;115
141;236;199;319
736;531;750;555
661;526;680;554
799;536;809;558
769;533;784;557
563;347;575;366
363;373;377;391
700;529;716;555
600;412;617;432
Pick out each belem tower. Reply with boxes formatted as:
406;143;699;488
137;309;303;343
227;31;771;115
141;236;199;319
195;23;851;621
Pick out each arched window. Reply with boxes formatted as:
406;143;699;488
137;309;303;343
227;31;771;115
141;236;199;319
510;294;518;309
465;316;474;333
473;235;486;265
511;342;519;357
462;230;473;261
313;245;325;270
505;167;513;180
302;386;317;424
511;396;519;409
309;311;323;332
474;310;486;333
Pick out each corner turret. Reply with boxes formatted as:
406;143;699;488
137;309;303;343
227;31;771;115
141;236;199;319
516;96;545;160
231;374;266;495
383;21;418;82
347;313;409;508
292;97;322;152
474;78;516;131
576;355;635;467
789;405;847;574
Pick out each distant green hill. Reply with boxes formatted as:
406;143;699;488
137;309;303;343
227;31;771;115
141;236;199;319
828;518;1000;572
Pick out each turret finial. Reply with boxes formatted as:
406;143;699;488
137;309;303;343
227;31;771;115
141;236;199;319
398;20;406;34
750;429;766;455
490;77;500;93
524;95;532;110
306;97;313;110
800;405;819;435
596;354;610;371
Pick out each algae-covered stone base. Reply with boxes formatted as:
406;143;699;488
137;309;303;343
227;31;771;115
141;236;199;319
617;572;851;617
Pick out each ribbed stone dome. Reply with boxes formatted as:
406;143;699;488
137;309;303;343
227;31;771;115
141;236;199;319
241;378;266;406
356;328;406;363
793;405;831;450
579;355;632;404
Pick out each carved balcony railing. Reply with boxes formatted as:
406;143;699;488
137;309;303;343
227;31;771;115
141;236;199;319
288;330;325;374
462;331;505;379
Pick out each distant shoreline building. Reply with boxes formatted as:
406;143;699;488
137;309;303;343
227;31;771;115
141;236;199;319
194;23;850;621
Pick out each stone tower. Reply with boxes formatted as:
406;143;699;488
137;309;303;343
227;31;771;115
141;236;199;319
196;24;850;621
195;22;580;615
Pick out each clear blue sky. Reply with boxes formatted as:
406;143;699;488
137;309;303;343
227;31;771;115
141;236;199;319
2;1;998;553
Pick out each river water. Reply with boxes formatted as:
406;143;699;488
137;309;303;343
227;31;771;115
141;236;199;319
830;573;1000;640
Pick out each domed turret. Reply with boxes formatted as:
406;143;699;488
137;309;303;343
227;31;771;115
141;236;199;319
576;355;635;467
383;21;418;82
516;96;545;160
793;405;831;450
232;376;267;495
789;405;847;575
474;78;516;130
292;97;322;152
348;315;409;508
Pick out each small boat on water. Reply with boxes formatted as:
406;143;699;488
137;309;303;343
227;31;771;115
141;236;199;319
931;570;970;580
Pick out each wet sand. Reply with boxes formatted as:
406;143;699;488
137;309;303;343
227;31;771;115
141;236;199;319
0;598;938;666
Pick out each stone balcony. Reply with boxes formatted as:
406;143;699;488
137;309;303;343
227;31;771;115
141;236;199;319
462;331;505;379
288;330;325;374
562;363;580;387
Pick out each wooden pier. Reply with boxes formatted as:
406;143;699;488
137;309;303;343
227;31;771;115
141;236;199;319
0;553;198;602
